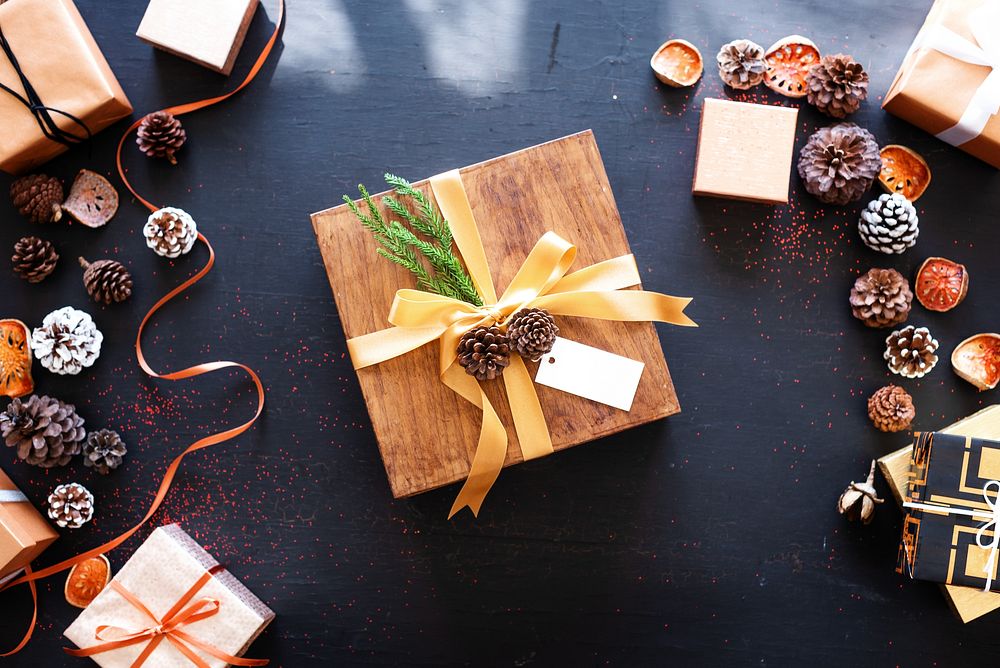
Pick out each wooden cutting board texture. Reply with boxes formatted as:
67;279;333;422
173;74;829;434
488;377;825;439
310;130;680;499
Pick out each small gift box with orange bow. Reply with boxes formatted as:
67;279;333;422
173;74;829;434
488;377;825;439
64;524;274;668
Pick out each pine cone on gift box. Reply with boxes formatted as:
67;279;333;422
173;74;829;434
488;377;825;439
82;429;126;475
849;268;912;328
143;207;198;258
507;308;559;359
0;394;86;468
79;257;133;305
798;123;881;205
30;307;103;376
136;111;187;164
716;39;767;89
867;384;915;433
806;54;869;118
858;193;919;255
457;326;510;381
47;483;94;529
885;325;939;379
12;236;58;283
10;174;63;224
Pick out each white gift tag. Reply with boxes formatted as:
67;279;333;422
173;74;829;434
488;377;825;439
533;337;645;411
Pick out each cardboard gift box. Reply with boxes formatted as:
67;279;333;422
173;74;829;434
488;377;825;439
64;524;274;668
311;130;685;502
0;467;57;580
0;0;132;175
883;0;1000;169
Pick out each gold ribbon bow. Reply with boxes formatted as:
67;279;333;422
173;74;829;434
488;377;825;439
347;170;696;517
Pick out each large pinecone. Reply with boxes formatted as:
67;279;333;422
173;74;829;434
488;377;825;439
716;39;767;89
82;429;127;475
10;174;63;224
806;54;869;118
47;483;94;529
0;395;86;468
849;268;912;328
858;193;919;255
457;326;510;381
507;308;559;359
136;111;187;164
867;384;915;433
30;307;103;376
797;123;881;205
144;207;198;258
79;257;133;305
12;236;58;283
885;325;939;379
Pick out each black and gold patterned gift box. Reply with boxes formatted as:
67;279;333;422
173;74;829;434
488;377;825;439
897;432;1000;592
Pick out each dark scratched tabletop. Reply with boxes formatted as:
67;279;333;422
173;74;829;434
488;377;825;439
3;0;1000;665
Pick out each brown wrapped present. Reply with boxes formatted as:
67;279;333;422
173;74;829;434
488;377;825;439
883;0;1000;169
0;467;57;580
0;0;132;174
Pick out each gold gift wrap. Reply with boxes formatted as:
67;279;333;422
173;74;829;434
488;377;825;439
0;0;132;174
883;0;1000;169
0;467;57;580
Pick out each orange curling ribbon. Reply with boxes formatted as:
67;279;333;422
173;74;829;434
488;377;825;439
0;0;283;659
64;573;267;667
347;170;697;518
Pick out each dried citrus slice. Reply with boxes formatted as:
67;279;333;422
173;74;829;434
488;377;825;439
62;170;119;229
952;334;1000;391
651;39;703;87
65;554;111;609
879;145;931;201
915;257;968;312
763;35;820;98
0;319;32;399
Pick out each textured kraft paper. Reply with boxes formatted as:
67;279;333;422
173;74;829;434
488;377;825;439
883;0;1000;169
0;0;132;175
0;468;57;579
65;524;274;668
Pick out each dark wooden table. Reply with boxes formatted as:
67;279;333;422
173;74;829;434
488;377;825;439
3;0;1000;665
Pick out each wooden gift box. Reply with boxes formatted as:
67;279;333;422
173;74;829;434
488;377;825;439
311;130;682;499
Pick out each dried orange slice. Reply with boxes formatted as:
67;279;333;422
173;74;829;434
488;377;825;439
0;319;33;399
915;257;968;312
651;39;703;87
62;170;119;229
879;145;931;201
65;554;111;608
952;334;1000;391
763;35;820;98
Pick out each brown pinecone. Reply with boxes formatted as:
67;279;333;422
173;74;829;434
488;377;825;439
507;308;559;359
136;111;186;164
885;325;939;379
806;54;869;118
797;123;881;205
867;385;915;432
716;39;767;89
10;174;63;224
0;395;86;468
82;429;127;475
12;236;58;283
457;325;510;381
47;483;94;529
79;257;133;305
849;268;912;328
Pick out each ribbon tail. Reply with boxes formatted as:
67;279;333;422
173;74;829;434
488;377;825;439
503;356;553;461
533;290;697;327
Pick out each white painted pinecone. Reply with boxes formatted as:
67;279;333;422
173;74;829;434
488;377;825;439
858;193;919;254
47;482;94;529
30;307;103;375
144;207;197;258
884;325;939;379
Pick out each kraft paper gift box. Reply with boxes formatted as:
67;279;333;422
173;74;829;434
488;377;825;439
883;0;1000;169
0;0;132;175
64;524;274;668
311;130;686;502
0;467;57;580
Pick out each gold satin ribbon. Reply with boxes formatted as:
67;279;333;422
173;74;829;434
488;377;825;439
348;170;697;518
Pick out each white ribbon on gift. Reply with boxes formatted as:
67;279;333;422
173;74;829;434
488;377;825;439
904;479;1000;592
0;489;27;503
905;3;1000;146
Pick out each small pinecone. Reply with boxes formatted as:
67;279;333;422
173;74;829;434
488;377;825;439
806;54;869;118
507;308;559;359
716;39;767;89
0;395;86;468
136;111;187;164
144;207;198;258
858;193;919;255
10;174;63;224
849;268;912;328
12;236;58;283
867;385;915;432
79;257;133;305
797;123;881;205
82;429;127;475
885;325;939;379
457;325;510;381
30;307;103;376
47;483;94;529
